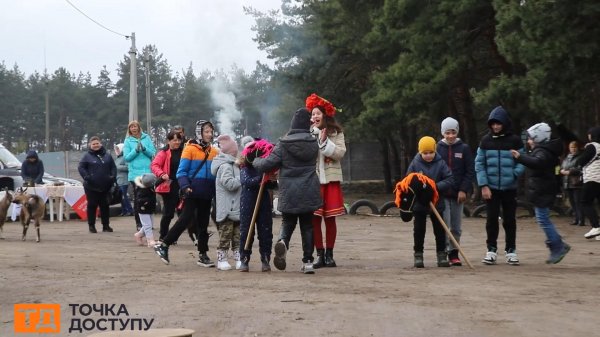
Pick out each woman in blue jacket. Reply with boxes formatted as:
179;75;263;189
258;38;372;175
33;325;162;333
123;120;156;230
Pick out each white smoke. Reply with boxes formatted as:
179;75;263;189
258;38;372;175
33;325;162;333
209;78;241;140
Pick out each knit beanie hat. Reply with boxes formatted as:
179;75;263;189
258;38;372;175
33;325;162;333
241;135;254;149
290;108;311;130
418;136;437;153
217;135;238;157
527;123;551;144
441;117;459;135
134;173;157;188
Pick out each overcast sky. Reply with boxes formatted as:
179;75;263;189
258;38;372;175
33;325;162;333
0;0;281;81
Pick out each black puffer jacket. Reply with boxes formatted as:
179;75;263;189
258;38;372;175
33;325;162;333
78;146;117;192
253;130;321;214
515;138;562;208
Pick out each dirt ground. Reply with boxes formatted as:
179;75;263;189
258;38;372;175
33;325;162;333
1;195;600;337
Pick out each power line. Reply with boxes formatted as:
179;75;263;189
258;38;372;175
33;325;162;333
64;0;129;38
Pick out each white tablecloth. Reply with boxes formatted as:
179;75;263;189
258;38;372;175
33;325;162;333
4;185;86;221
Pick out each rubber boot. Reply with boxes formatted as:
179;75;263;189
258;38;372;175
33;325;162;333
437;251;450;267
324;248;337;267
313;249;325;269
414;252;424;268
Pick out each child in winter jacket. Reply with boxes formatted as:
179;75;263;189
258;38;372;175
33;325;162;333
406;136;454;268
436;117;475;266
511;123;570;263
133;173;158;247
211;135;242;271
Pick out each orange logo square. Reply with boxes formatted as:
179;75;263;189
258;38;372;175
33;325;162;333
14;304;61;334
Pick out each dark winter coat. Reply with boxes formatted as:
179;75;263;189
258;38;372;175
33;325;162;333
135;187;156;214
475;107;525;190
21;150;44;184
406;152;454;212
514;139;563;208
78;146;117;193
436;139;475;198
253;130;321;214
239;165;272;229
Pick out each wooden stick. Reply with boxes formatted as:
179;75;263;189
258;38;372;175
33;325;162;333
429;202;474;269
244;173;266;251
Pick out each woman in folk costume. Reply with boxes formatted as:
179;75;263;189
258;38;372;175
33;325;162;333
306;94;346;268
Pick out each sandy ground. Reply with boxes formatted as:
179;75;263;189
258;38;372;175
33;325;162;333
1;201;600;337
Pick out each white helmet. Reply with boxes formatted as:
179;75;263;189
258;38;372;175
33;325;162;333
527;122;551;143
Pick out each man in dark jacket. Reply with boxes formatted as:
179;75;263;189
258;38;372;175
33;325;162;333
511;122;570;264
253;108;322;274
475;106;525;266
21;150;44;185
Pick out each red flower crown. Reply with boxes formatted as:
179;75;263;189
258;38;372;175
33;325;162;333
305;93;337;117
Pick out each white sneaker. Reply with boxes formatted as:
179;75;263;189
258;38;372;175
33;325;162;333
584;227;600;239
596;235;600;241
233;250;242;270
482;251;497;265
505;252;520;265
301;262;315;274
216;250;232;271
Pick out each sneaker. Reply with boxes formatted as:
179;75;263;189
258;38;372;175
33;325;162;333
233;250;242;270
273;240;287;271
547;243;571;264
584;227;600;239
216;250;232;271
262;260;271;272
449;257;462;266
482;251;497;265
301;262;315;274
154;243;170;265
238;260;249;272
436;251;450;267
596;235;600;241
197;253;215;268
505;250;520;266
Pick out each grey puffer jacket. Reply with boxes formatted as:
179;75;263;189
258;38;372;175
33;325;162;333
210;152;241;222
253;130;321;214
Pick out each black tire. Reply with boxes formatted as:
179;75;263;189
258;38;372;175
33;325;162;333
471;201;535;218
463;206;471;218
348;199;380;215
379;201;398;216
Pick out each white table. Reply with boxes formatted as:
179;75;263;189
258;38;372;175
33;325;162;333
15;185;86;221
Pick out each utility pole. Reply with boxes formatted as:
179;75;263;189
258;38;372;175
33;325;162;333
128;32;138;122
44;80;50;152
144;52;152;140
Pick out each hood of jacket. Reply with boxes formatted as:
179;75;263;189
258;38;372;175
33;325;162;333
26;150;39;160
211;151;236;175
487;106;513;135
536;138;563;157
280;130;318;162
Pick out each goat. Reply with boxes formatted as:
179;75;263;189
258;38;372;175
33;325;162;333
12;187;46;242
0;187;13;239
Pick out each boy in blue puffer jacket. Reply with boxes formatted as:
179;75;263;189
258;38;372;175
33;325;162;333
475;106;525;266
406;136;454;268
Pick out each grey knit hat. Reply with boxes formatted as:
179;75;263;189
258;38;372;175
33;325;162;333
441;117;459;135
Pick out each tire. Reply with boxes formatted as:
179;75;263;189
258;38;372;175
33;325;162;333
379;201;398;216
471;201;535;218
348;199;380;215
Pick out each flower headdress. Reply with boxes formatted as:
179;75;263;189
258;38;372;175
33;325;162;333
305;93;337;117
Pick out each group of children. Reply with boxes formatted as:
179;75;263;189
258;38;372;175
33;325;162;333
410;106;600;268
132;101;600;271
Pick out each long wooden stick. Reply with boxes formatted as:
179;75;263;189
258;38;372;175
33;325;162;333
244;173;266;251
429;202;474;269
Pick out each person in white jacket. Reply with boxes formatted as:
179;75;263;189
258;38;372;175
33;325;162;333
306;94;346;268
